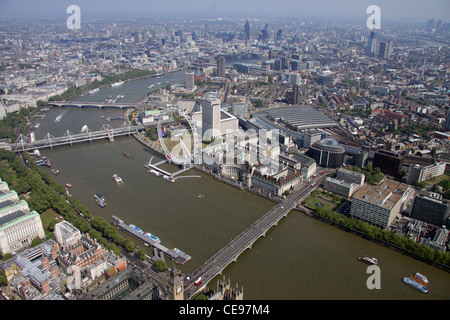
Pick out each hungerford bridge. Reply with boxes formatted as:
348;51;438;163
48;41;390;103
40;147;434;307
10;122;145;152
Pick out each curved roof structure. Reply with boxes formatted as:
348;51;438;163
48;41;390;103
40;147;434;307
311;138;345;153
253;106;337;131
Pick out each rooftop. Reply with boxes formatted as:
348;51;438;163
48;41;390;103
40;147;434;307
352;179;412;210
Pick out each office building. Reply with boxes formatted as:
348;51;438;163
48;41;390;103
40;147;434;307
379;40;393;58
372;150;404;177
201;94;238;140
324;177;359;197
355;150;369;168
336;168;366;186
324;168;365;197
367;29;377;57
185;71;195;91
0;180;46;255
407;162;447;185
302;129;323;150
309;138;345;168
350;179;414;229
410;192;450;227
54;221;82;247
202;97;222;139
217;56;226;78
244;20;250;41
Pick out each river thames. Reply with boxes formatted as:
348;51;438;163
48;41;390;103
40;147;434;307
29;71;450;299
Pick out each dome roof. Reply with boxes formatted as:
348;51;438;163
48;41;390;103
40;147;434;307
311;138;345;153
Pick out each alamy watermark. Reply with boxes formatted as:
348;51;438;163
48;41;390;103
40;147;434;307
66;5;81;30
65;4;381;32
366;265;381;290
166;127;280;170
366;5;381;30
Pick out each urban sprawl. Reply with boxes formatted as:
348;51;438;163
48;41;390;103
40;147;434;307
0;15;449;301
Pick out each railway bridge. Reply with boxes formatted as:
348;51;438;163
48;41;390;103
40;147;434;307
10;123;145;152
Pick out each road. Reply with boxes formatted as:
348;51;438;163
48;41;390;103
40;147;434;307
183;173;328;299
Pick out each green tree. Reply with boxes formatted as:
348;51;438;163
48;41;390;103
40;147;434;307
31;237;43;247
154;259;168;271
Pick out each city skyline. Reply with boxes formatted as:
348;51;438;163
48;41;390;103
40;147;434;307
0;0;449;23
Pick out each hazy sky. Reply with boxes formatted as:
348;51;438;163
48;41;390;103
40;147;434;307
0;0;449;23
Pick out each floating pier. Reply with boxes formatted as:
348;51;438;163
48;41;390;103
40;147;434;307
112;216;191;265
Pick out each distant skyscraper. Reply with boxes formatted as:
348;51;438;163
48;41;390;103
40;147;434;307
259;23;270;41
426;18;435;32
276;29;283;41
367;29;377;57
244;20;250;41
185;72;195;90
217;56;226;78
379;40;393;58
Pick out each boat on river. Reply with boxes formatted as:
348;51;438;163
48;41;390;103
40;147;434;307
111;81;124;87
112;174;123;183
54;114;62;122
358;256;378;265
402;276;428;294
88;88;99;94
149;169;162;176
145;232;161;243
94;193;105;201
164;175;175;183
94;194;107;207
409;272;429;286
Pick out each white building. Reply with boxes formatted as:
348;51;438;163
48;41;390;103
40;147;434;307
407;162;447;185
323;177;359;197
200;95;238;140
54;221;82;247
0;180;46;255
350;179;414;229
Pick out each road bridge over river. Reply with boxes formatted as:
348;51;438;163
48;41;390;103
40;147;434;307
48;101;137;109
184;175;327;299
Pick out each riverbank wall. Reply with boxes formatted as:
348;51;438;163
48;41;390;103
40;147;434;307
132;132;450;274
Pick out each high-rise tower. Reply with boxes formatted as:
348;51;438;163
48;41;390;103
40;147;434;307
367;28;377;57
217;56;226;78
244;20;250;41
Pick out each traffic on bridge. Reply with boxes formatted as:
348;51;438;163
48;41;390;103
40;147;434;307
184;173;328;299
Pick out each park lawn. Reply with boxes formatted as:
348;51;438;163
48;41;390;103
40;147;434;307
304;197;335;211
40;208;63;230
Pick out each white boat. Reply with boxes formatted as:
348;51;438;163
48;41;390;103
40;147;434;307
358;256;378;265
88;88;100;94
54;114;62;122
163;175;175;183
144;232;161;243
149;169;162;176
33;149;41;157
148;84;154;88
112;174;123;183
111;81;124;86
410;272;429;286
